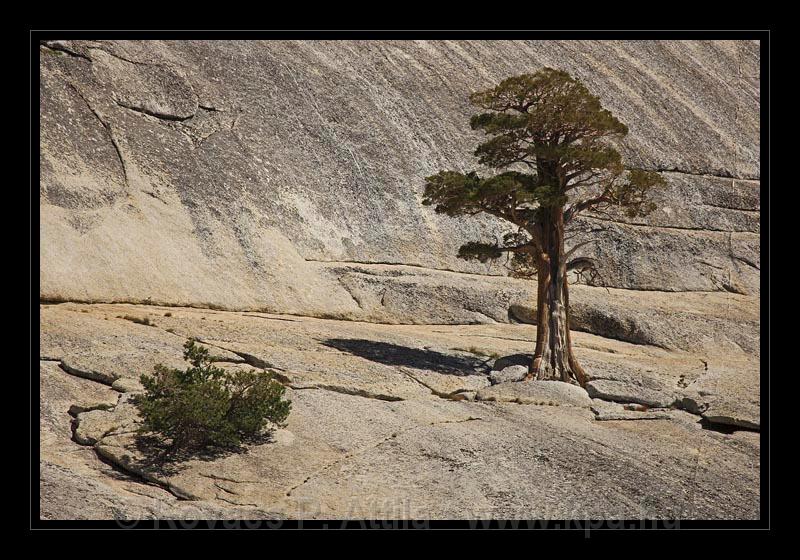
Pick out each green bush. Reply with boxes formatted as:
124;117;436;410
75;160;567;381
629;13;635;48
135;340;291;452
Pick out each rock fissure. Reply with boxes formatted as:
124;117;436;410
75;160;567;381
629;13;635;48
304;384;405;402
174;336;410;403
199;472;268;485
114;98;196;122
65;82;131;191
58;361;115;386
583;214;759;234
699;201;760;213
308;258;506;279
40;42;92;62
644;167;759;183
193;339;286;372
85;441;195;502
87;46;163;68
338;277;364;310
284;415;483;498
400;368;477;401
215;494;259;508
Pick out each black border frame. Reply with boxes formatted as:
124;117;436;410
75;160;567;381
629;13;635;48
30;28;770;532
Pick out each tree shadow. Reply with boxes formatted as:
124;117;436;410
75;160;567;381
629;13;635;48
131;430;276;477
322;338;491;376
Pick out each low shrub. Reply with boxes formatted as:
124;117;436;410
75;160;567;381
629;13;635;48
135;340;291;452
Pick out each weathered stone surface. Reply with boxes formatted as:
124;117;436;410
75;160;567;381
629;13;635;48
586;379;678;408
476;380;592;407
187;260;759;355
40;40;760;315
571;219;760;295
40;360;118;447
680;358;760;430
41;305;243;384
568;172;761;296
400;367;490;400
590;399;672;421
489;365;528;385
567;288;759;355
40;461;285;521
112;377;144;393
41;359;253;521
84;388;760;519
73;395;139;445
595;173;760;232
488;354;530;385
40;304;760;519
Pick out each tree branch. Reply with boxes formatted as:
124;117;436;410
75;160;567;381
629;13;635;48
564;193;610;222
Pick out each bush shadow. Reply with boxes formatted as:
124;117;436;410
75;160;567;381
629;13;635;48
131;430;277;476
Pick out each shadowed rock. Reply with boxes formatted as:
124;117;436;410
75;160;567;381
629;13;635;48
322;338;490;375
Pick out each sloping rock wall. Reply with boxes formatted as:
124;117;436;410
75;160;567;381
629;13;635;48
40;40;760;345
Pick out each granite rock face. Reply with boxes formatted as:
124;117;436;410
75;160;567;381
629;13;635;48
40;40;760;330
38;41;761;521
40;303;761;520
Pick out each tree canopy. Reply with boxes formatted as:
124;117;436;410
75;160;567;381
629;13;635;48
423;68;664;274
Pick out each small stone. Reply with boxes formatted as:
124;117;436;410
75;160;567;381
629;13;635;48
489;365;528;385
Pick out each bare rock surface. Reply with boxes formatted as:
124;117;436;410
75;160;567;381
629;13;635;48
489;365;529;385
679;358;760;430
586;379;678;409
41;306;243;384
40;304;760;519
476;381;592;407
590;399;672;421
40;40;759;318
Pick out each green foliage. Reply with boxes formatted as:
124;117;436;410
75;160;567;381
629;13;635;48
135;340;291;452
468;69;628;171
608;168;665;218
422;67;663;264
422;170;544;222
457;241;503;263
468;69;628;137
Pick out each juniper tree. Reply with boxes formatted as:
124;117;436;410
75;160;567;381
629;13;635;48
423;68;664;386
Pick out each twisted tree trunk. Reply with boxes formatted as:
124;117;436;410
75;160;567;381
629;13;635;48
528;208;587;386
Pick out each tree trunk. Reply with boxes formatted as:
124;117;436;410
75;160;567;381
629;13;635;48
528;208;587;386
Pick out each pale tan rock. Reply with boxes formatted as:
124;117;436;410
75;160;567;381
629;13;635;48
112;377;143;393
40;40;759;318
40;304;760;520
73;397;139;445
680;358;760;429
590;399;671;421
586;379;678;408
476;380;592;407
